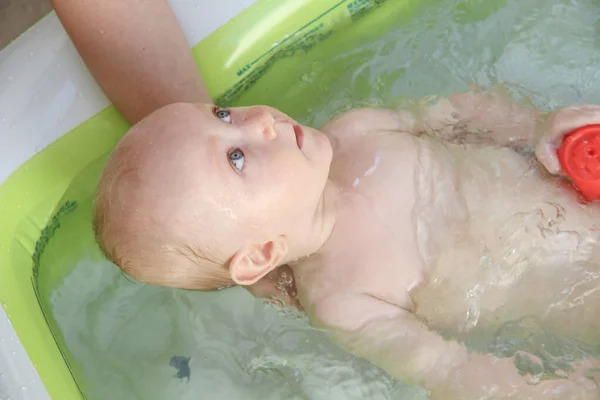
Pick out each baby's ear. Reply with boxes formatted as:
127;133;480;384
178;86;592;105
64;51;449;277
228;236;288;286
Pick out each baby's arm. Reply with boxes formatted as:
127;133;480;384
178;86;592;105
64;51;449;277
52;0;211;124
404;85;544;148
324;86;543;149
316;295;599;400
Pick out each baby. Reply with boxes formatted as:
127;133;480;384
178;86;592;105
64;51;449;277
93;86;600;399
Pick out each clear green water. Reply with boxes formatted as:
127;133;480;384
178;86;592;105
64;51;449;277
47;0;600;398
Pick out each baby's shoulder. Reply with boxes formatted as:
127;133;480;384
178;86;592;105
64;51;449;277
308;289;410;332
322;108;414;142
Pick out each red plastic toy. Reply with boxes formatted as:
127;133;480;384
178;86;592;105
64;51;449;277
557;124;600;202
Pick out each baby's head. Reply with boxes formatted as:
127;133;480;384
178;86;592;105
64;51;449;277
93;103;333;290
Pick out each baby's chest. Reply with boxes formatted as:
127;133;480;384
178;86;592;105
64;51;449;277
317;136;431;306
316;193;426;310
342;217;426;307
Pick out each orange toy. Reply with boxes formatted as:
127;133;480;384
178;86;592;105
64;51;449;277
557;124;600;202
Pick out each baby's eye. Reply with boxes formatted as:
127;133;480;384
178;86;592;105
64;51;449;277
214;107;231;123
228;149;245;171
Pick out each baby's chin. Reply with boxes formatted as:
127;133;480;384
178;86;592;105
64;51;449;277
318;129;335;165
308;125;333;151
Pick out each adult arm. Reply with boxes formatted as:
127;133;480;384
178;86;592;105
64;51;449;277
51;0;211;124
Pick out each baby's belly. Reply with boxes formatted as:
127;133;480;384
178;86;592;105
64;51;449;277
411;141;600;335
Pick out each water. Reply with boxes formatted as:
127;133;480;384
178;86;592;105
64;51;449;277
50;0;600;398
272;0;600;129
52;258;417;400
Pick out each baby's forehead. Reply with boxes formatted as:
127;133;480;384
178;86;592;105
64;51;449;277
131;106;214;148
122;103;235;190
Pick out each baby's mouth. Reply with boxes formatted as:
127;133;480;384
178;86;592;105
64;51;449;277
293;124;304;149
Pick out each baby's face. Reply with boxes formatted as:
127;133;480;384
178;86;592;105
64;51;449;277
127;103;334;263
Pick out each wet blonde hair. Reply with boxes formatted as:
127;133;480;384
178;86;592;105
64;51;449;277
93;133;235;290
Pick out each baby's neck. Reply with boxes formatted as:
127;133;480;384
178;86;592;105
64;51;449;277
288;179;341;266
315;179;341;245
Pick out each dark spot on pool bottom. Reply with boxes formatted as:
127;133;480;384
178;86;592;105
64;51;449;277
170;356;191;382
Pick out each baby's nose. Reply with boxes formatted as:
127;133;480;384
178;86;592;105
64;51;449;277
245;108;277;141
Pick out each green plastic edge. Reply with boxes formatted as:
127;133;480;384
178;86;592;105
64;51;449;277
0;0;388;398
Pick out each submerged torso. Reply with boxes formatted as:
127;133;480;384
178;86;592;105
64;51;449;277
295;121;600;338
